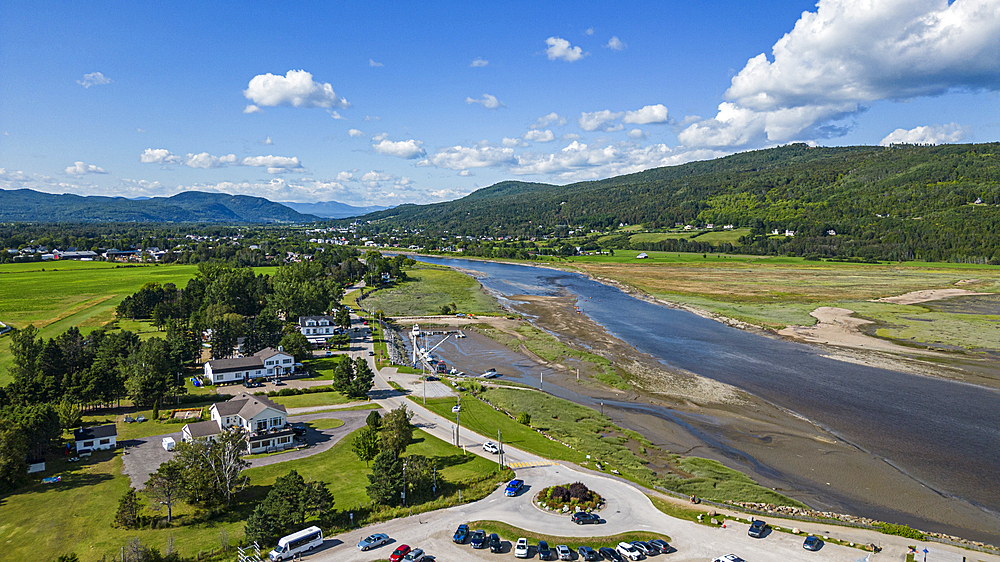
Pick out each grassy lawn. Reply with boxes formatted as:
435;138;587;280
361;265;502;317
307;418;345;430
73;399;225;442
466;520;670;550
0;262;201;385
267;390;359;409
301;355;348;380
0;425;498;562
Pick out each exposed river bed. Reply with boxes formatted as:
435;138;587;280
403;255;1000;546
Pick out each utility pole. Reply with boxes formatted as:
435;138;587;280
401;459;407;507
497;429;504;469
540;369;543;390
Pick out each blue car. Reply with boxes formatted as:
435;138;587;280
453;524;469;543
803;535;823;551
504;479;524;496
470;529;487;549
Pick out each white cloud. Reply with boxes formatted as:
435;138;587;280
137;128;146;133
330;111;344;120
683;0;1000;147
369;59;384;67
372;133;389;142
470;58;489;67
579;110;624;131
336;171;355;182
241;155;303;174
623;104;669;124
185;152;238;169
523;129;556;143
373;139;427;159
531;112;566;129
465;93;505;109
562;133;582;140
243;105;263;114
140;148;181;165
502;137;528;148
77;72;111;88
263;136;273;145
584;28;595;36
458;170;474;177
348;128;365;138
364;115;380;121
243;69;350;112
605;36;626;51
65;161;107;175
545;36;586;62
419;143;517;170
879;122;970;146
627;128;648;140
429;187;471;200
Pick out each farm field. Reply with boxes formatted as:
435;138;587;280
360;264;503;317
0;262;201;385
626;227;751;246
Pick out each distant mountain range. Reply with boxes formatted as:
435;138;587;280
278;200;390;218
0;189;320;223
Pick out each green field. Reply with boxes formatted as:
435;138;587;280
0;262;202;385
361;265;503;317
0;425;498;561
268;390;360;409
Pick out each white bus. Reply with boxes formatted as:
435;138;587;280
268;526;323;561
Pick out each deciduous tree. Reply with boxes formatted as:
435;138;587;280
351;426;380;467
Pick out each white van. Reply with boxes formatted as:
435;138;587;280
161;437;175;451
269;526;323;560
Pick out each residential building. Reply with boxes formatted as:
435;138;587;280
203;346;294;385
74;424;117;453
298;315;343;346
181;393;294;454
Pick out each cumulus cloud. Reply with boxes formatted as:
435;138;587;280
77;72;111;88
458;170;474;177
465;93;505;109
879;122;970;146
369;59;384;67
523;129;556;143
502;137;528;148
623;104;669;124
531;112;566;129
627;128;648;140
263;136;273;145
348;128;365;138
584;28;595;36
336;171;355;182
243;105;263;114
545;37;586;62
372;139;426;159
579;110;624;131
470;58;489;67
605;36;626;51
419;142;517;170
139;148;302;173
372;133;389;142
681;0;1000;147
243;70;350;113
65;161;107;175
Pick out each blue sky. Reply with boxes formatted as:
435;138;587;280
2;0;999;206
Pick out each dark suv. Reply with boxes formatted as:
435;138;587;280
571;511;601;525
489;533;502;553
748;519;767;538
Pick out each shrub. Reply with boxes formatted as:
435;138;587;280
568;482;591;501
878;523;924;540
516;412;531;426
549;486;570;503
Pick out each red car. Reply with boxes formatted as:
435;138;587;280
389;545;410;562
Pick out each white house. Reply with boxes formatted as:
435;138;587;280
74;424;117;453
203;347;294;385
298;315;343;346
182;393;294;454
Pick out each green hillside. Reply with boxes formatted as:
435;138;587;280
359;143;1000;262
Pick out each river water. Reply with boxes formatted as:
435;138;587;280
408;255;1000;534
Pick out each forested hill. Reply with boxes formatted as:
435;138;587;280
360;143;1000;262
0;189;319;223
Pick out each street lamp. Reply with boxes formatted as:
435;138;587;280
401;458;407;507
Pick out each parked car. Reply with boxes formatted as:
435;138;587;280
537;540;552;560
504;479;524;496
598;547;624;561
514;538;529;558
803;535;823;551
571;511;601;525
748;519;767;538
647;539;671;554
402;548;425;562
630;541;654;556
483;441;500;454
470;530;487;549
388;544;410;562
452;404;461;413
453;524;469;543
489;533;502;553
357;533;389;551
577;546;600;561
556;545;572;560
291;423;307;436
616;541;643;560
712;556;748;562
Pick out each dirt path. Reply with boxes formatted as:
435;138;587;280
875;287;991;304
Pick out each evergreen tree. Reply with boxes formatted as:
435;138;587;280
114;487;142;529
145;460;184;522
379;404;414;457
366;450;404;506
365;410;382;430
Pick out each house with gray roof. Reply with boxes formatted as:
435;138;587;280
298;315;343;345
203;346;294;385
74;424;117;453
182;393;293;454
